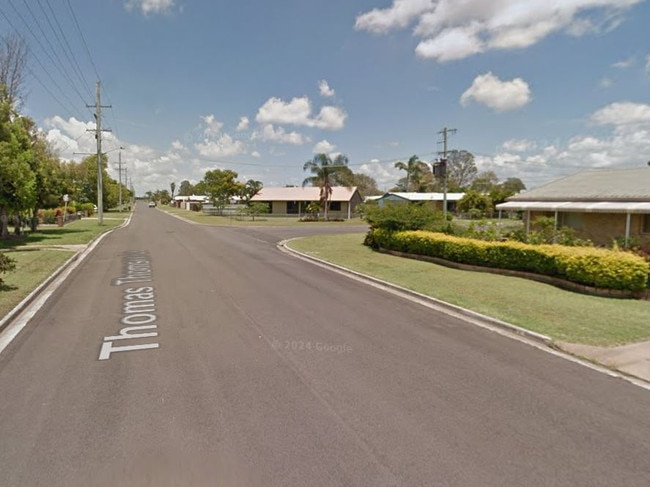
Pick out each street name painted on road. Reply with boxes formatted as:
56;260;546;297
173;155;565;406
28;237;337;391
99;250;160;360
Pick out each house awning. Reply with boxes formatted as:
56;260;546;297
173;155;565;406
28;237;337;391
496;201;650;214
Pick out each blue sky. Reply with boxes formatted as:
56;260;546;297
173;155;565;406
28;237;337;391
3;0;650;194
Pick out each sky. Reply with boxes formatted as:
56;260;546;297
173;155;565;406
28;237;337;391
2;0;650;194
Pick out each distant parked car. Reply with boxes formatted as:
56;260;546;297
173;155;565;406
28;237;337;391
148;201;156;207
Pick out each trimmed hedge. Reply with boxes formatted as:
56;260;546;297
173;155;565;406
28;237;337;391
369;229;649;292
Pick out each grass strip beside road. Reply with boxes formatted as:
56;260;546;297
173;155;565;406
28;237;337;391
288;233;650;347
0;216;128;321
0;249;74;318
162;205;365;227
0;217;126;249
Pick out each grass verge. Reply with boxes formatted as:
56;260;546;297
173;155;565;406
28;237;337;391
287;233;650;347
0;217;126;249
0;249;74;318
0;215;128;321
161;205;365;227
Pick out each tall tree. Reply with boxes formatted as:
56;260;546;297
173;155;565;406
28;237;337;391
240;179;263;204
471;170;499;193
303;153;348;220
0;100;36;237
200;169;242;213
178;180;194;196
170;182;176;200
0;33;28;106
394;155;429;192
446;150;477;190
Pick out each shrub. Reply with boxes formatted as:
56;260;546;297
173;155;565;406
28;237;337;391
367;229;649;292
0;252;16;286
363;202;447;232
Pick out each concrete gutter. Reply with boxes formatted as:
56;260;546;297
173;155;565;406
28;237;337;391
278;238;551;346
0;214;132;335
279;239;650;391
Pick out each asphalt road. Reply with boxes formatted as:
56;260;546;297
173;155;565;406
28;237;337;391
1;203;649;486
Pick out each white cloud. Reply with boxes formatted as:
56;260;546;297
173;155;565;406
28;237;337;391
612;57;635;68
255;96;347;130
255;124;307;145
251;151;261;158
591;102;650;127
319;80;336;98
195;134;246;158
313;140;336;153
502;139;535;152
201;114;224;136
236;116;250;131
256;97;312;126
356;0;640;62
313;106;347;130
460;72;531;112
416;26;483;61
355;0;434;33
598;77;614;88
125;0;175;15
171;140;186;151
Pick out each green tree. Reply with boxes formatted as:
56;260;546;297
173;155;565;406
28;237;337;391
241;179;263;204
201;169;242;213
303;153;349;220
0;99;36;237
246;201;269;221
457;190;493;218
394;155;430;192
178;180;194;196
170;182;176;200
471;170;499;193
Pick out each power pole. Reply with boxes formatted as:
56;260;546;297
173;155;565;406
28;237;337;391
87;81;111;225
117;147;125;209
438;126;457;220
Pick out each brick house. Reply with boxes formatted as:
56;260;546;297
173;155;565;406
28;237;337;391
496;167;650;250
250;186;362;219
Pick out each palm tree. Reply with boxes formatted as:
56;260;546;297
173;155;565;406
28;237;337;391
394;155;425;192
303;153;348;220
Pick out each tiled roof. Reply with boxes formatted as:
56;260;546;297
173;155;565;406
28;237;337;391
251;186;359;202
508;168;650;202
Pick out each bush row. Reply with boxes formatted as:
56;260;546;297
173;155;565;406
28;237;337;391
368;229;649;292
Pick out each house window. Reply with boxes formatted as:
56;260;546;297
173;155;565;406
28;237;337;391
643;214;650;234
286;201;300;214
559;212;584;230
329;201;342;211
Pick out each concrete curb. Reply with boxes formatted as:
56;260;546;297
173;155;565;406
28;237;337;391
279;240;650;391
0;213;133;335
277;239;552;346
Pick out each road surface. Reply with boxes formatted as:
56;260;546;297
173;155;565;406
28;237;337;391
1;203;649;486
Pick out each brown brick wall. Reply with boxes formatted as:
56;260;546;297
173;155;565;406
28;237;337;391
528;211;650;250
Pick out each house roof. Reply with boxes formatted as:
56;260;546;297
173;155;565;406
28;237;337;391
251;186;359;202
508;167;650;202
379;192;465;202
496;201;650;214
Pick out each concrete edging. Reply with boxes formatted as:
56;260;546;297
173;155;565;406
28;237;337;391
0;213;133;335
278;238;552;346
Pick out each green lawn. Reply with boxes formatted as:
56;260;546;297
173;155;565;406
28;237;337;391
0;217;127;249
162;205;366;227
0;249;74;318
288;233;650;347
0;216;128;319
